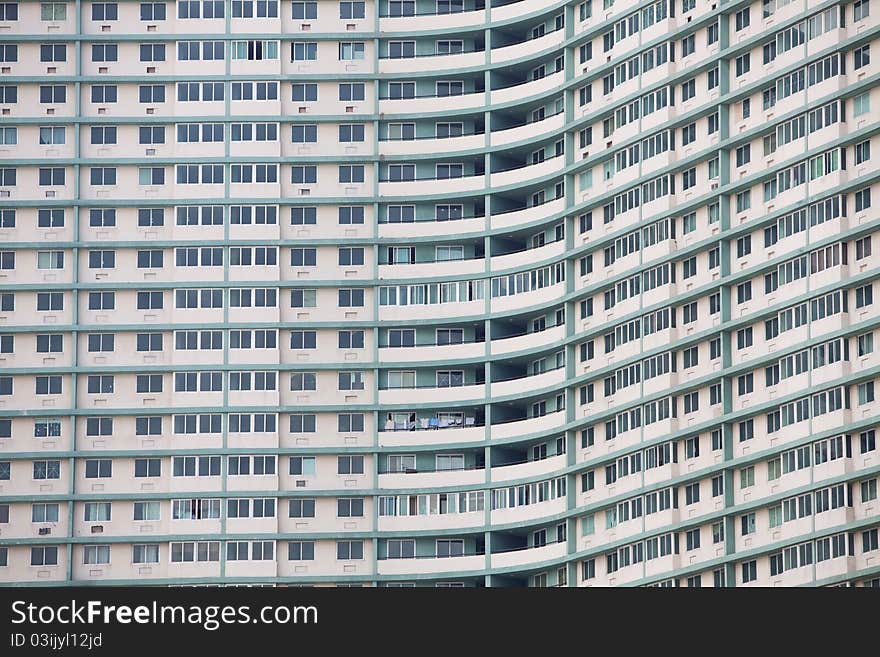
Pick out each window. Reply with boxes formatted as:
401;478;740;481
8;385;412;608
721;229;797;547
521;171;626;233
340;1;364;18
681;79;695;101
290;206;318;226
388;41;415;58
288;541;315;561
339;124;365;142
387;0;412;15
132;544;160;564
85;459;112;479
33;460;61;480
92;2;119;21
90;167;116;186
336;456;364;474
37;251;64;270
339;42;365;60
138;84;164;103
36;375;62;395
685;528;701;551
139;43;165;62
31;547;58;566
856;140;871;165
338;83;364;101
855;45;870;70
92;43;118;62
32;503;60;523
285;83;317;104
685;482;700;505
338;247;364;266
337;540;364;560
292;1;317;18
337;498;364;517
291;166;317;184
741;512;756;536
854;92;870;117
339;165;364;184
41;3;66;20
289;456;316;476
38;127;63;145
681;35;695;57
138;167;164;186
291;124;317;144
40;43;66;62
338;288;364;307
232;40;278;60
288;499;316;519
140;3;166;20
291;41;317;61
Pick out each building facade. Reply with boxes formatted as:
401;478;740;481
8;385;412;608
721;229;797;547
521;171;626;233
0;0;878;587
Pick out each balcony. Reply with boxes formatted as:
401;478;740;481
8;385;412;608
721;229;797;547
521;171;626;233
378;383;485;406
379;174;486;198
491;71;563;106
379;9;484;33
379;215;486;239
379;51;485;75
490;411;565;440
379;422;485;447
491;112;565;148
380;133;485;156
489;198;565;230
378;299;484;321
379;257;485;281
491;496;566;525
378;467;485;490
491;454;566;483
490;240;565;273
491;367;566;399
491;0;557;21
377;553;485;576
490;541;566;570
490;30;564;65
489;281;564;314
379;340;485;364
379;91;486;116
377;511;485;532
491;155;564;189
490;325;565;357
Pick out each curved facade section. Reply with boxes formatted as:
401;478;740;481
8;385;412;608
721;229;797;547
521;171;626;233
0;0;878;589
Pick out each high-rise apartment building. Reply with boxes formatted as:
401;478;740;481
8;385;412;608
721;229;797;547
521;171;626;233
0;0;877;588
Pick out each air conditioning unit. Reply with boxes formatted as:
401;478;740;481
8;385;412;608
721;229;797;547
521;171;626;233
295;480;307;487
91;525;104;534
38;527;51;535
710;182;719;190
